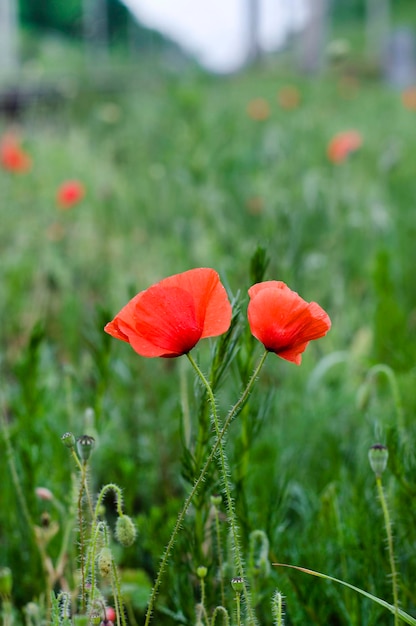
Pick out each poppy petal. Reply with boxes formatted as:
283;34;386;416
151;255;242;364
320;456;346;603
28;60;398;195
248;282;331;364
104;268;232;358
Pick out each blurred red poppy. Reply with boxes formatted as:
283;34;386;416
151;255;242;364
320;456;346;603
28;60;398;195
56;180;85;209
277;86;300;110
246;98;270;121
0;132;32;173
247;281;331;365
105;268;232;358
401;86;416;110
327;130;362;164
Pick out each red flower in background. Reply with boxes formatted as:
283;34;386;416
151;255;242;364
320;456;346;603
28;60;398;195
247;281;331;365
401;86;416;110
0;132;32;173
56;180;85;209
246;98;270;121
327;130;362;164
277;86;301;110
104;268;232;358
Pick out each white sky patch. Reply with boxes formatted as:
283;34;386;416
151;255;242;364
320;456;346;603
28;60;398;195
122;0;308;73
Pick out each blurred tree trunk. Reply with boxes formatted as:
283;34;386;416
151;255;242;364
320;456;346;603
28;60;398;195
366;0;390;64
82;0;109;62
0;0;18;77
246;0;261;64
298;0;328;73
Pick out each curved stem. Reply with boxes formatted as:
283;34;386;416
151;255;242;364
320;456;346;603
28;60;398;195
368;365;405;437
143;350;268;626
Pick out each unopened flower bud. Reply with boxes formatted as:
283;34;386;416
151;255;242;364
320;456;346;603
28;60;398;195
196;566;207;579
97;547;112;578
61;432;76;449
368;444;388;477
0;567;12;596
90;613;101;626
210;494;222;507
231;577;244;593
106;607;116;622
115;515;137;547
76;435;95;461
35;487;54;501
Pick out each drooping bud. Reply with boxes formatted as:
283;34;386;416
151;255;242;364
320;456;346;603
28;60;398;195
97;547;113;578
76;435;95;461
61;432;76;449
115;515;137;547
368;444;388;477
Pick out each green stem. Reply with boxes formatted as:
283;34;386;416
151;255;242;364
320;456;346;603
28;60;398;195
376;475;399;626
213;504;225;607
187;353;255;625
235;590;242;626
143;350;268;626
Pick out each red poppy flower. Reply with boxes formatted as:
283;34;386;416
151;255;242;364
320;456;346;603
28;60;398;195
104;268;232;358
327;130;362;164
246;98;270;121
247;281;331;365
56;180;85;209
0;133;32;173
277;86;301;110
401;86;416;110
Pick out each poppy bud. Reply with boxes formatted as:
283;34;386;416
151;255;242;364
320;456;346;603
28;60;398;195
210;494;222;507
368;444;388;477
35;487;54;501
97;547;113;578
231;577;244;593
115;515;137;547
196;566;207;579
90;613;102;626
61;432;76;449
76;435;95;461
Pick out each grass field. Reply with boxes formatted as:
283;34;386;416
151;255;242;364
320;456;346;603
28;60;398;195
1;38;416;626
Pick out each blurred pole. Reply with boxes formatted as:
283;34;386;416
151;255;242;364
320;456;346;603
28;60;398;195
366;0;390;65
246;0;261;64
0;0;18;78
82;0;109;64
298;0;328;73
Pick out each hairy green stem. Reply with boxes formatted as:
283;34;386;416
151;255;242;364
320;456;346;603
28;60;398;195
213;503;225;607
187;353;255;625
143;350;268;626
376;475;399;626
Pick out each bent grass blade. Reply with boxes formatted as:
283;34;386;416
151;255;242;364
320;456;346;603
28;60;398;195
273;563;416;625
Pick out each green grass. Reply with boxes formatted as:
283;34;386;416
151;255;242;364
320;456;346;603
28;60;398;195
1;42;416;626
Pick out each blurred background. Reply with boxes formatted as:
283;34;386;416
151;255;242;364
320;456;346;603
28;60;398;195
2;1;416;625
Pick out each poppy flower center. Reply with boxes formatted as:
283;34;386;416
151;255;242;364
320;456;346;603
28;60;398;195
130;285;203;355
